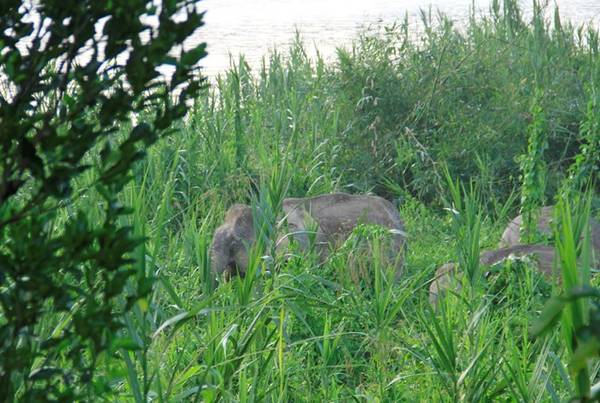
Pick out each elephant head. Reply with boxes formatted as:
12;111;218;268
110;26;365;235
210;204;255;279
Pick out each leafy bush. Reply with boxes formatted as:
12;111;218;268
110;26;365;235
0;1;206;399
518;88;548;242
333;0;600;204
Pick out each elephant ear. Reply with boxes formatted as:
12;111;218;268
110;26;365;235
282;204;311;251
227;206;256;277
233;205;255;242
210;226;235;277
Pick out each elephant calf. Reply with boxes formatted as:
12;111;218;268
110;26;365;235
210;193;407;280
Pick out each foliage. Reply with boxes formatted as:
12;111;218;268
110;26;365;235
84;1;596;399
532;286;600;401
2;0;600;401
443;169;483;289
333;0;599;205
563;85;600;197
532;195;596;401
485;257;552;309
518;88;548;243
0;0;206;399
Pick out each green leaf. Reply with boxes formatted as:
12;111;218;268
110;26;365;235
570;338;600;376
110;337;141;352
530;295;567;337
29;367;63;381
181;43;208;67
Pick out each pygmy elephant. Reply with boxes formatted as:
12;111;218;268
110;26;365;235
210;193;407;280
429;244;557;307
499;206;600;264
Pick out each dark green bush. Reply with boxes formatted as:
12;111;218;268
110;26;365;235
333;0;599;204
0;0;206;399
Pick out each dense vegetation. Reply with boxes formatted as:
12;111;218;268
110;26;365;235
0;0;206;400
2;0;600;400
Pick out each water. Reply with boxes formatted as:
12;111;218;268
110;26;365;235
195;0;600;76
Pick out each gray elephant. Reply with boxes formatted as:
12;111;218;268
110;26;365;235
429;244;557;307
210;193;407;280
499;206;600;264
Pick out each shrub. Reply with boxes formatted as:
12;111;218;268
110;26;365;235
0;1;206;399
333;0;599;204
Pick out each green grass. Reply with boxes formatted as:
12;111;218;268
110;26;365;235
20;0;600;400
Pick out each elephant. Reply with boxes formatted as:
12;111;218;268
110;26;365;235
210;193;407;280
429;244;557;307
210;203;256;280
499;206;600;264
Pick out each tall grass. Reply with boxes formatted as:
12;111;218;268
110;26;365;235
15;0;600;400
519;88;548;243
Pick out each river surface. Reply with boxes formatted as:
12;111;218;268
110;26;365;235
195;0;600;76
